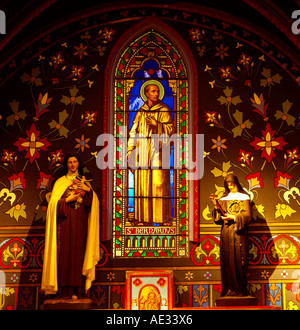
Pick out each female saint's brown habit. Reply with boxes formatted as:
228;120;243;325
56;188;93;296
41;173;100;296
213;192;252;297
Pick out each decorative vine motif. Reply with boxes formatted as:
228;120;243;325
188;26;300;223
0;27;115;224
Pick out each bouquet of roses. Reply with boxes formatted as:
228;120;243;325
66;176;87;209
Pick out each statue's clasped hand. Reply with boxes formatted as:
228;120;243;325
145;115;157;128
76;176;91;192
221;213;236;224
66;191;80;203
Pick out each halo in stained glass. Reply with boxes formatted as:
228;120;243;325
140;80;165;102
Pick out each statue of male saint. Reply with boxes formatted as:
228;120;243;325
127;82;174;226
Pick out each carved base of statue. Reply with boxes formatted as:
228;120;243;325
216;295;258;307
41;297;97;310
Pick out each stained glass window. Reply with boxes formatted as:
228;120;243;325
113;30;189;258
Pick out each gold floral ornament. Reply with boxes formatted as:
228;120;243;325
1;150;17;171
188;27;205;42
81;111;97;126
106;272;115;281
5;203;27;222
274;171;292;190
0;188;16;206
48;109;70;138
245;172;263;190
185;271;194;280
275;203;296;220
193;285;208;307
274;99;296;127
14;123;51;164
266;283;281;307
238;149;253;171
33;92;53;120
215;43;229;60
211;161;232;179
260;67;282;87
287;301;299;310
250;92;269;120
37;172;54;191
237;52;252;75
60;86;85;106
250;123;287;163
285;147;300;168
2;241;25;267
73;43;88;60
211;135;227;152
232;109;253;138
75;134;90;152
0;186;25;222
218;66;238;81
204;111;221;127
202;204;212;221
97;45;106;56
50;51;65;72
97;27;115;42
5;99;27;127
65;65;84;81
49;149;64;169
261;270;269;279
283;187;300;205
274;238;297;264
20;66;42;87
217;86;242;106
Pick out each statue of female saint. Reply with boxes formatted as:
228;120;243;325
211;174;252;297
42;154;100;299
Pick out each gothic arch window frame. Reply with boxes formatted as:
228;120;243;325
102;18;199;255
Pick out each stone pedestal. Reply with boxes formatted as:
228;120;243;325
216;295;258;307
41;298;97;310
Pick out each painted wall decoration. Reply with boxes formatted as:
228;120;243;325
0;4;300;310
0;17;118;309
